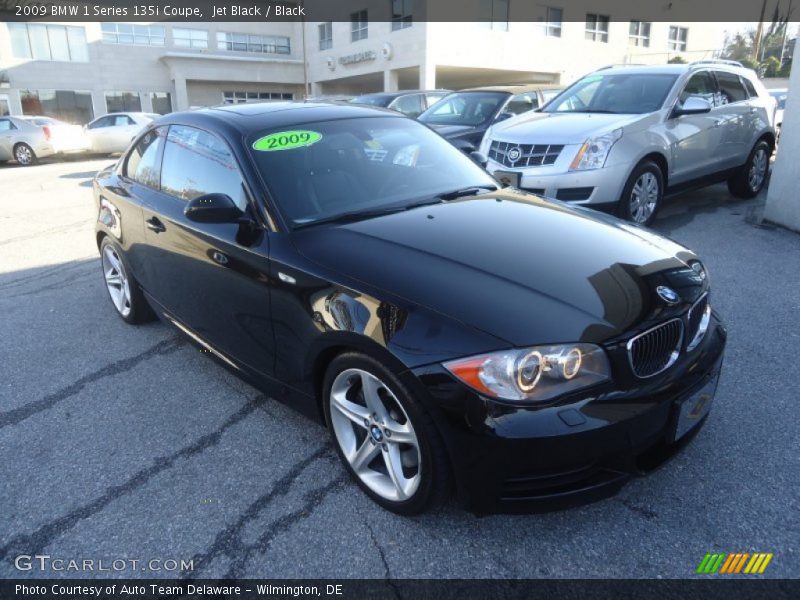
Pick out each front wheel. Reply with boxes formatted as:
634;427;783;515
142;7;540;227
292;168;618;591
323;353;451;515
728;140;771;198
618;160;664;226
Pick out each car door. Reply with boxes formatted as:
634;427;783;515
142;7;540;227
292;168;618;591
141;124;276;377
0;118;17;160
107;115;141;153
713;70;752;165
86;116;114;153
666;70;726;184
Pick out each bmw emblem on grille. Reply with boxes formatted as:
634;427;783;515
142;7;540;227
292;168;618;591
656;286;680;305
506;146;522;163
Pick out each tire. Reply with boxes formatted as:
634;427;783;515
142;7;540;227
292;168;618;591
618;160;664;226
13;143;37;166
99;237;155;324
323;352;452;515
728;139;771;198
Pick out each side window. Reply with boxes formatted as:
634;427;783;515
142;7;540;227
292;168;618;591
425;93;445;108
714;71;747;105
125;126;166;188
679;72;717;106
741;77;757;98
160;125;247;210
113;115;133;126
505;93;538;115
0;119;17;132
391;94;424;117
88;116;112;129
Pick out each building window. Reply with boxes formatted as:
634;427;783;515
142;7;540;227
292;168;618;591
585;14;610;42
173;28;208;49
217;32;290;55
149;92;172;114
222;91;293;105
543;7;562;37
351;10;368;41
105;91;142;113
318;22;333;50
20;89;94;124
8;23;88;62
478;0;509;32
668;26;688;52
391;0;413;31
101;23;165;46
629;21;651;47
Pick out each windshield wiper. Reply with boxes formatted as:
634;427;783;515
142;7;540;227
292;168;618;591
437;185;498;200
572;109;618;114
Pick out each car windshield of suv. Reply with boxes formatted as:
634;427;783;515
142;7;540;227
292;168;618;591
248;117;497;228
418;92;508;126
543;73;679;114
351;95;392;107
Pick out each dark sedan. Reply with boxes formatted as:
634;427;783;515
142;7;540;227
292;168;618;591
93;102;725;514
350;89;449;118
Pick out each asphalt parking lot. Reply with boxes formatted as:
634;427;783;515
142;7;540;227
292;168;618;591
0;157;798;580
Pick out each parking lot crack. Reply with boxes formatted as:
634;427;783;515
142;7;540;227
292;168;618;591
0;338;186;430
364;519;402;597
619;498;659;520
0;393;265;561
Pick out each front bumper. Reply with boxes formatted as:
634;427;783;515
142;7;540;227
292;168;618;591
410;314;727;514
487;156;629;207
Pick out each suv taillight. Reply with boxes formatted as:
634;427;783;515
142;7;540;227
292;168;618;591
42;126;52;141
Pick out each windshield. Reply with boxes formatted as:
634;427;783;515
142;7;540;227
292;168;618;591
769;91;787;110
543;73;678;114
351;95;392;107
248;117;497;228
418;92;508;126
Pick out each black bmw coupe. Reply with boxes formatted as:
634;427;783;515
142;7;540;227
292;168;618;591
93;102;725;514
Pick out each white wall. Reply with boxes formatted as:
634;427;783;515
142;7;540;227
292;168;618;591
764;39;800;231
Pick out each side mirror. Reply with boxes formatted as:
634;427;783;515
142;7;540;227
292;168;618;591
495;111;514;123
184;193;244;224
469;151;488;168
674;96;712;116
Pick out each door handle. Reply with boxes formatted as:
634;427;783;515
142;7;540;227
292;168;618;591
145;216;166;233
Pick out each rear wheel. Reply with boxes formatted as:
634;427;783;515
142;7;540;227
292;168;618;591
323;353;451;515
618;160;663;226
99;237;155;324
728;140;771;198
14;143;36;166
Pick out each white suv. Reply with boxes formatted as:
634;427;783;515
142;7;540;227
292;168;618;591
478;61;777;225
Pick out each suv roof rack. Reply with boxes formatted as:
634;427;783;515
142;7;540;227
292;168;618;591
596;63;647;70
690;59;744;67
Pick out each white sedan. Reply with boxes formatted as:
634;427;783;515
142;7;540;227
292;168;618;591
84;112;160;154
0;116;90;166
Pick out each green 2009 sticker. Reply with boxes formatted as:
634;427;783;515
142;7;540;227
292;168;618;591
252;130;322;151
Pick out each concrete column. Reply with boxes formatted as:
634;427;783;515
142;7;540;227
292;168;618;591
383;69;399;92
140;92;154;113
90;90;106;118
310;82;323;97
764;39;800;231
6;89;22;115
419;61;436;89
173;75;189;111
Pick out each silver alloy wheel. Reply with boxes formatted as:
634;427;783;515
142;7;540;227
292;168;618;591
329;368;421;502
629;171;659;224
101;245;132;317
15;145;33;165
748;147;768;192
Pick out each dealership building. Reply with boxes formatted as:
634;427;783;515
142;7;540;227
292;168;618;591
0;15;724;123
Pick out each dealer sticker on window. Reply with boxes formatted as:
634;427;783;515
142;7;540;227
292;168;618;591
253;130;322;151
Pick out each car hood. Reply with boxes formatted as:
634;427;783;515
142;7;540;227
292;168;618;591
489;111;643;144
291;190;702;348
426;123;480;138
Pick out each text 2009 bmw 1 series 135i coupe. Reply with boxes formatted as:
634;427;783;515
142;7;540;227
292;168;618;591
93;102;726;515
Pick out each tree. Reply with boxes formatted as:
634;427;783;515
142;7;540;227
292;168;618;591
668;56;687;64
761;55;781;77
779;58;793;77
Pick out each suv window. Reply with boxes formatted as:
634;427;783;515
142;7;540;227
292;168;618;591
160;125;247;210
424;93;447;108
714;71;747;104
390;94;424;117
125;127;166;188
679;71;717;106
741;77;758;98
505;93;539;115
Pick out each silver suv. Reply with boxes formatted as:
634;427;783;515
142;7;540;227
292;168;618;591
478;61;776;225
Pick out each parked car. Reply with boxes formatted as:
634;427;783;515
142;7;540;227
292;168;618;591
418;84;563;153
85;112;160;154
304;95;354;103
478;62;776;225
350;90;450;118
0;115;89;166
93;102;725;514
768;89;787;139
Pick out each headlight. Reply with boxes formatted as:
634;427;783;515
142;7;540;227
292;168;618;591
689;260;708;284
443;343;610;402
569;128;622;171
478;128;492;156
